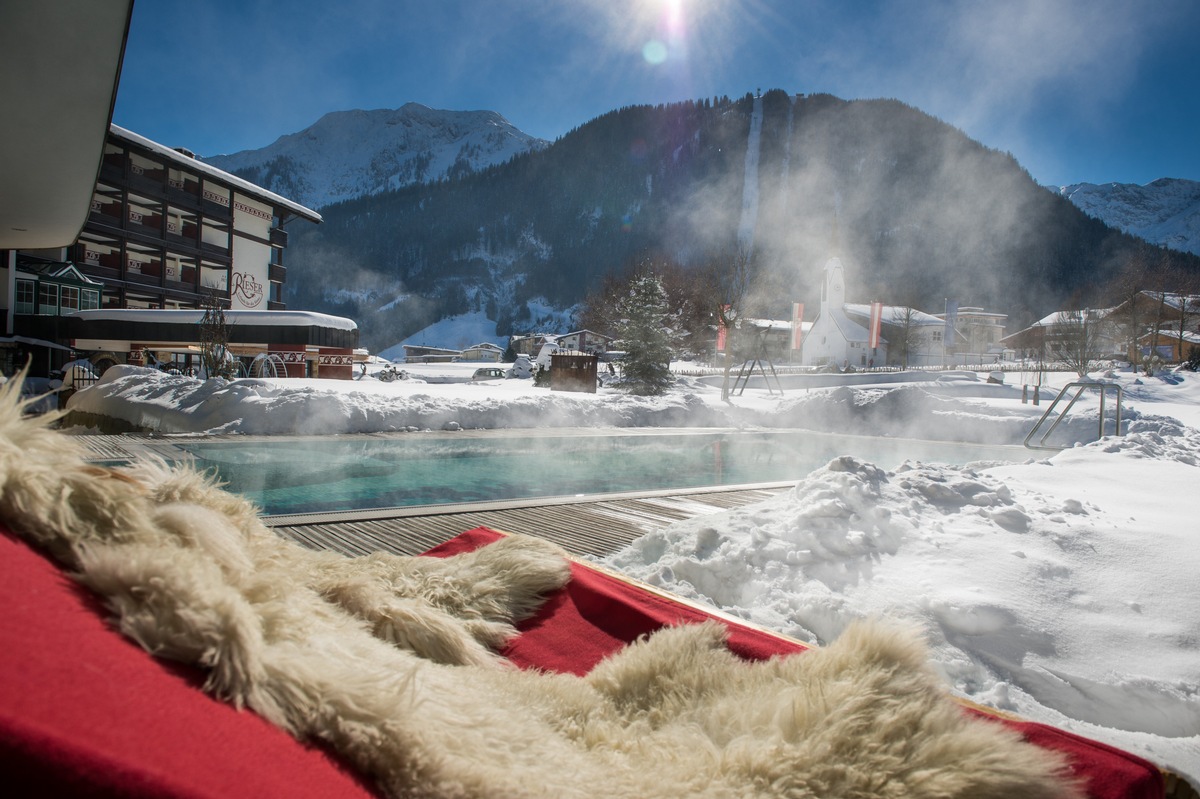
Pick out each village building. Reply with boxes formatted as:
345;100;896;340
1104;291;1200;362
555;330;614;355
1000;309;1122;363
458;342;504;362
800;256;945;368
936;306;1010;364
401;344;461;364
2;124;359;378
508;333;559;356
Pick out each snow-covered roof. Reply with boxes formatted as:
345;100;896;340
66;308;357;331
1032;308;1115;327
110;125;322;224
1138;291;1200;311
744;318;792;330
844;304;944;326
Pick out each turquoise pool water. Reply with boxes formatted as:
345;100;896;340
172;430;1024;517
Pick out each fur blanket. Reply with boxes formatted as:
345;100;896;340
0;382;1083;799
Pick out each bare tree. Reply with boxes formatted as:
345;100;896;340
890;306;928;369
199;290;235;379
1103;246;1153;363
1049;309;1110;377
1172;271;1200;362
696;248;753;402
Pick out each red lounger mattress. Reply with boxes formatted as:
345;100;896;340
1;524;1166;798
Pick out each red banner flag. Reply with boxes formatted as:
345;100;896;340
869;302;883;349
791;302;804;349
716;305;731;352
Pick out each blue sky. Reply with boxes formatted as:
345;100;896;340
114;0;1199;188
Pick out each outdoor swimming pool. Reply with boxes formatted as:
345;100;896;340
172;429;1026;517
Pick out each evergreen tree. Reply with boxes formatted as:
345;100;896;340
615;274;675;396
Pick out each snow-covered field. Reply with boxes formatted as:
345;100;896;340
61;363;1200;784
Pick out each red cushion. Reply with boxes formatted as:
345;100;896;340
427;527;1165;799
0;527;378;799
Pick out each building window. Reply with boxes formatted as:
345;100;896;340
127;193;163;232
201;261;229;292
168;166;200;196
126;242;163;281
38;283;59;315
61;286;80;312
166;206;199;240
15;280;35;314
80;288;100;311
125;291;161;309
90;183;123;224
269;281;283;304
78;233;122;271
165;251;198;286
129;152;165;184
102;142;125;171
201;217;231;250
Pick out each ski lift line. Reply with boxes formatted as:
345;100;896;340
1024;382;1123;451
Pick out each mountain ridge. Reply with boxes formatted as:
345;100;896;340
1057;178;1200;256
203;103;549;209
251;92;1200;354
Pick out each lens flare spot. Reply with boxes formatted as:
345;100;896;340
621;212;634;233
629;138;649;161
642;39;668;64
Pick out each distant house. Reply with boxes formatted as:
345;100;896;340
401;344;460;363
738;318;797;361
1000;309;1120;362
1104;291;1200;361
1137;322;1200;362
459;342;504;362
556;330;613;355
509;333;558;356
936;306;1009;363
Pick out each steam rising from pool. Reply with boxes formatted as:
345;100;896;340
178;430;1023;516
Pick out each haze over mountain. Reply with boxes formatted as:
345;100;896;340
1058;179;1200;257
204;104;549;209
265;92;1200;355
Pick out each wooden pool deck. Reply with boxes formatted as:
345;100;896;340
262;483;791;558
71;432;790;559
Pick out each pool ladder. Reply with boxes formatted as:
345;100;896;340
1024;382;1123;451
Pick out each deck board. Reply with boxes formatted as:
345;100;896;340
263;486;788;559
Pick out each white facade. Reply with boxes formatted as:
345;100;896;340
800;257;883;367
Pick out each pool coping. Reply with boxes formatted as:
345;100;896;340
260;480;799;527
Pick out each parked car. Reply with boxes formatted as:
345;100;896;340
472;367;506;381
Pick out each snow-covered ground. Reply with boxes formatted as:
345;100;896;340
60;363;1200;784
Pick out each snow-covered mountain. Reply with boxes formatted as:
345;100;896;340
203;104;549;209
1058;178;1200;256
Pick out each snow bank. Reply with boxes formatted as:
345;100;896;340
603;426;1200;782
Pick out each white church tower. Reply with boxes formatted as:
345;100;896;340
800;255;873;367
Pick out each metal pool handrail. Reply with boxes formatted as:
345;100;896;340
1024;382;1123;451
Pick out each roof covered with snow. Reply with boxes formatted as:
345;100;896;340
66;308;357;331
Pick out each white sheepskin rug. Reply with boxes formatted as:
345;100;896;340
0;382;1083;799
